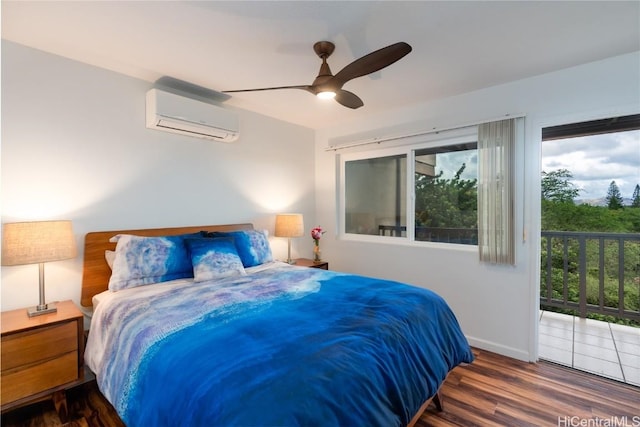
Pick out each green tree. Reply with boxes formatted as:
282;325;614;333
540;172;640;327
542;200;640;232
631;184;640;208
415;163;477;229
541;169;580;203
606;180;624;210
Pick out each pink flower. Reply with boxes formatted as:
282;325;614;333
311;226;325;241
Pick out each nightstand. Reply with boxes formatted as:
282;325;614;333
1;300;84;414
294;258;329;270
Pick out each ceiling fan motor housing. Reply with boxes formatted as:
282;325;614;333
313;41;335;59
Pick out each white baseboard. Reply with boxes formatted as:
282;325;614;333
466;336;532;362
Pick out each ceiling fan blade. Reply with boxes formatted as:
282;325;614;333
334;89;364;109
223;85;311;93
331;42;412;87
223;42;408;109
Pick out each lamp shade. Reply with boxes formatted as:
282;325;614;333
2;220;77;266
274;214;304;238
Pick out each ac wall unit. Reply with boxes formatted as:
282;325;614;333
146;89;239;142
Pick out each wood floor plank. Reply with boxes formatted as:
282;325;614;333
422;348;640;426
435;380;499;416
456;367;594;420
2;348;638;426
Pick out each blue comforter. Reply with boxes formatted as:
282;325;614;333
86;264;473;427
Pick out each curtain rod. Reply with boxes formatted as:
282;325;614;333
324;113;526;152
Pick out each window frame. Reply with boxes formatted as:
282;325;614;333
338;128;479;249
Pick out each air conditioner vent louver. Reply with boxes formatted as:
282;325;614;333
146;89;239;142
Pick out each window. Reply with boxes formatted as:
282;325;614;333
340;131;478;245
415;143;478;244
345;153;407;237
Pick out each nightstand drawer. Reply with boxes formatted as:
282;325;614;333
1;300;84;411
1;321;77;370
1;351;78;404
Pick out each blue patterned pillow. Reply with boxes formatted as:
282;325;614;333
185;238;246;282
108;233;199;291
206;229;273;268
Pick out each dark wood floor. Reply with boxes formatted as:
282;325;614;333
2;348;638;426
421;348;639;426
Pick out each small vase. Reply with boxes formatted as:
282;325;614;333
313;242;322;262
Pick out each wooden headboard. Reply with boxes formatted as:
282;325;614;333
80;223;254;307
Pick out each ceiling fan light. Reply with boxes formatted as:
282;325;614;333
317;90;336;100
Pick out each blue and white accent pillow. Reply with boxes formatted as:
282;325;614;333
185;238;246;282
206;229;273;268
108;233;199;291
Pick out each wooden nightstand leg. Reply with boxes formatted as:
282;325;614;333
52;390;69;423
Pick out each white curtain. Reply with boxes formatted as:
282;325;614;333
478;118;516;265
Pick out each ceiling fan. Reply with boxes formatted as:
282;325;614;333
223;41;412;109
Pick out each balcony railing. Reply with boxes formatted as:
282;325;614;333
375;227;639;322
540;231;640;323
378;225;478;245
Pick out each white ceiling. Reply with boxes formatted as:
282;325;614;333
2;1;639;130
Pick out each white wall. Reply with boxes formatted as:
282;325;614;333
315;51;640;361
1;41;316;312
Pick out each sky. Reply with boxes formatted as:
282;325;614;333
542;130;640;202
435;150;477;181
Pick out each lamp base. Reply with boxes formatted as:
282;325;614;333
27;303;57;317
286;259;297;265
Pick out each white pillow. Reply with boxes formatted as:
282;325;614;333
105;250;116;269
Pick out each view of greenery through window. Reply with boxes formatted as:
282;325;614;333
414;144;478;244
540;128;640;326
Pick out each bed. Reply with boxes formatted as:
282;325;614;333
81;223;474;427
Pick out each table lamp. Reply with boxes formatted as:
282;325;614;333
2;220;77;317
274;214;304;264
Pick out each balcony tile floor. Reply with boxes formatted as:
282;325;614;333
539;310;640;386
